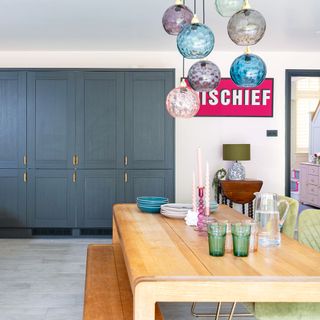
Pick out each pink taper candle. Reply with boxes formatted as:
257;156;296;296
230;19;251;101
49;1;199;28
205;162;210;216
192;171;197;212
197;148;203;187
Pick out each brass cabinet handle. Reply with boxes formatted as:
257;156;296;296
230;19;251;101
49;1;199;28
124;172;128;183
23;172;27;183
72;155;79;166
23;155;27;166
72;171;77;183
124;156;128;166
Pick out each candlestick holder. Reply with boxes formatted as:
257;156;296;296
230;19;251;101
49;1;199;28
195;187;207;233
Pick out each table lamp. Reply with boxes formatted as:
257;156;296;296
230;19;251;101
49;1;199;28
223;144;251;180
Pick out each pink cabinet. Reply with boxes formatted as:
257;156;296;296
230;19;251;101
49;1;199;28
300;163;320;208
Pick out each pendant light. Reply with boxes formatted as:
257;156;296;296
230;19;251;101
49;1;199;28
188;60;221;92
215;0;243;17
227;0;266;46
187;1;221;92
166;59;200;118
162;0;193;35
230;47;266;88
177;0;214;59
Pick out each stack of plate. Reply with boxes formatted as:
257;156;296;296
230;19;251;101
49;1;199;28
137;196;169;213
161;203;192;219
161;201;219;219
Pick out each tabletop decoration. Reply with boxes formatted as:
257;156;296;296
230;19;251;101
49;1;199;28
185;209;198;226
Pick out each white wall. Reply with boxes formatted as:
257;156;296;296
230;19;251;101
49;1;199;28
1;50;319;202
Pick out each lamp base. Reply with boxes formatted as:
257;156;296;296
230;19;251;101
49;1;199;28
228;161;245;180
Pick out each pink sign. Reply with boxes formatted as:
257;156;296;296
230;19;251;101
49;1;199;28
194;78;274;117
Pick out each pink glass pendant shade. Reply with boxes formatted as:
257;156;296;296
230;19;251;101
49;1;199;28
162;0;193;35
166;79;200;118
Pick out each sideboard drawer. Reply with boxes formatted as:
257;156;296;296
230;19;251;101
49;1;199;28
308;165;319;176
306;194;320;206
308;174;319;186
307;184;319;195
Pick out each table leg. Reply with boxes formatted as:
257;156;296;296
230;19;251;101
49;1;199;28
112;216;120;244
134;284;155;320
248;202;253;219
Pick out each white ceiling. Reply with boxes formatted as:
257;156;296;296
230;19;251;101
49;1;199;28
0;0;319;51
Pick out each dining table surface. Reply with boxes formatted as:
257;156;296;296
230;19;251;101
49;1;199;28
112;203;320;320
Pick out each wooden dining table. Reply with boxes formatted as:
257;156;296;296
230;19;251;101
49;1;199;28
112;203;320;320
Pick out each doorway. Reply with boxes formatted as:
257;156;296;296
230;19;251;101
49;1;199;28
285;70;320;205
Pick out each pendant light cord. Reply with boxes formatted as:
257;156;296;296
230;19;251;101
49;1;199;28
194;0;197;15
182;0;186;80
203;0;205;24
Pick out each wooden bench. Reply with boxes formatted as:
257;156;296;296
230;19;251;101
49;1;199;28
83;244;164;320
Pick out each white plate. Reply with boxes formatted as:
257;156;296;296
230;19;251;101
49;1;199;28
161;211;187;219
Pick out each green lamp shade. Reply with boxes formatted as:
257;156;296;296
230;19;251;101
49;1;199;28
223;144;251;161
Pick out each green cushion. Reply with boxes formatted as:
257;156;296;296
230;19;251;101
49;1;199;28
278;195;299;239
254;303;320;320
298;209;320;252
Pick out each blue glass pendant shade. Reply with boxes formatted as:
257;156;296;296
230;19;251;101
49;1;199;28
215;0;243;17
162;4;193;35
177;22;215;59
230;53;267;88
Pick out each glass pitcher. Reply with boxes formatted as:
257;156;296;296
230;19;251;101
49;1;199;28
254;193;289;247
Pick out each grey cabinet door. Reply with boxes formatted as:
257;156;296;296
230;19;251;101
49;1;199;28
77;170;121;228
124;170;174;203
0;72;26;168
27;72;76;169
27;170;75;227
125;71;175;169
76;72;124;169
0;170;26;227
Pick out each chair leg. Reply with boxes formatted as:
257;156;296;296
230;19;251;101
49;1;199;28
191;302;255;319
228;302;237;320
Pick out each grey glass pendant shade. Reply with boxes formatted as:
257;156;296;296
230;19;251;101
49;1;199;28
215;0;243;17
162;3;193;35
187;60;221;92
227;9;266;46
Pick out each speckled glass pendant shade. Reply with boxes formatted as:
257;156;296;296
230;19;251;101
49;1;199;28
162;0;193;35
227;8;266;46
188;60;221;92
215;0;243;17
230;51;267;88
177;15;215;59
166;78;200;118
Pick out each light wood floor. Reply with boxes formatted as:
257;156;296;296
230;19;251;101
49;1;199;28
0;239;255;320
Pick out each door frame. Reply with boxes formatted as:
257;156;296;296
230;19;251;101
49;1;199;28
285;69;320;196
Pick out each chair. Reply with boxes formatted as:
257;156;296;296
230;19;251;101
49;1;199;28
298;209;320;251
278;195;299;239
250;209;320;320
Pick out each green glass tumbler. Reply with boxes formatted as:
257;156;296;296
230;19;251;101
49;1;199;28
231;223;251;257
207;222;227;257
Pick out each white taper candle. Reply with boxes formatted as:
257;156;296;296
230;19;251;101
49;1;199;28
192;171;197;212
205;162;210;216
197;148;203;187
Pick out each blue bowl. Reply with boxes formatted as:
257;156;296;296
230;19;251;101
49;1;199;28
137;196;168;202
137;203;161;213
137;202;165;208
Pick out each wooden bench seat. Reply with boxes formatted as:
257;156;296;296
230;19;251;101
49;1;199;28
83;244;164;320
